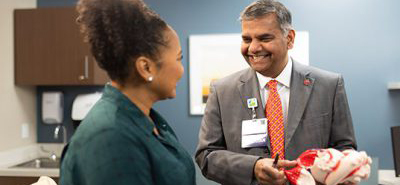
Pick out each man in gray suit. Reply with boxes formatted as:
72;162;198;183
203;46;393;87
195;0;357;185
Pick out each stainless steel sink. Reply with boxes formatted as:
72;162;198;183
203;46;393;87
11;158;60;169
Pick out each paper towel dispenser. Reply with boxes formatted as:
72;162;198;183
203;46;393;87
72;92;102;121
42;91;64;124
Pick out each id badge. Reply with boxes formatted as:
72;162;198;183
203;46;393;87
241;118;268;148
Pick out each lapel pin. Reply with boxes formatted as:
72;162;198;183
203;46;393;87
304;78;311;86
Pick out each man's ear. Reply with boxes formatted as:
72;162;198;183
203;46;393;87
135;56;156;82
287;29;295;49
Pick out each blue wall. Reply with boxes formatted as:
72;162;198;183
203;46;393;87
37;0;400;169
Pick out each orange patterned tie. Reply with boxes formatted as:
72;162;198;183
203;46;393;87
266;80;285;159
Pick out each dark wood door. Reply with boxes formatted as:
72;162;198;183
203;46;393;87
15;7;108;85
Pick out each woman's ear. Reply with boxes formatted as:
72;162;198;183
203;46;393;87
135;56;156;82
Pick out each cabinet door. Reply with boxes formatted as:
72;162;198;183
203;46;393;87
15;7;109;85
0;176;59;185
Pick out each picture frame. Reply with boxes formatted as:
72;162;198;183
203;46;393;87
189;32;309;115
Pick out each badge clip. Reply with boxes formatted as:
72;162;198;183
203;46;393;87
247;98;258;119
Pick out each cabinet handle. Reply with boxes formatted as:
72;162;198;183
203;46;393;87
79;56;89;80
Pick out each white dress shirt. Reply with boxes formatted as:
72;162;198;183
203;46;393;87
256;58;292;125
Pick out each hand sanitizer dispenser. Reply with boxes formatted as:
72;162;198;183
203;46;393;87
42;91;64;124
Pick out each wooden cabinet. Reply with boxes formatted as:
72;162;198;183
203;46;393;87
14;7;109;85
0;176;58;185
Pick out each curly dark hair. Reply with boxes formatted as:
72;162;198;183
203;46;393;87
76;0;168;84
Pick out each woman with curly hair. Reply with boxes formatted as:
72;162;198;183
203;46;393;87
59;0;195;184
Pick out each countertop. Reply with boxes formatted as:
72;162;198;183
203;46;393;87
0;143;63;177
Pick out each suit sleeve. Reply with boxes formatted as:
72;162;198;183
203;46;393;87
195;82;260;185
329;75;357;150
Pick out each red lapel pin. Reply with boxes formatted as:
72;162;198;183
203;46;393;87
304;79;311;86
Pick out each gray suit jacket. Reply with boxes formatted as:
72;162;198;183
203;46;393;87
195;61;357;185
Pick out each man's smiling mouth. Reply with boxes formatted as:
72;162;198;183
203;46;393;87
248;54;271;62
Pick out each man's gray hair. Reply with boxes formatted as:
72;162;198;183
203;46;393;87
240;0;293;36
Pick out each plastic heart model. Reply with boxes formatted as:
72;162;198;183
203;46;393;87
284;148;372;185
285;166;316;185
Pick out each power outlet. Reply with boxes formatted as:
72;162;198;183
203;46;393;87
21;123;29;139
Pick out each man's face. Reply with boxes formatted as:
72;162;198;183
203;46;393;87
241;14;294;77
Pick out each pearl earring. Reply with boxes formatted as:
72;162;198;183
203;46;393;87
148;76;153;82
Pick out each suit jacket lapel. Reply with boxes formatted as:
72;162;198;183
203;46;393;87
237;68;270;149
237;68;265;119
285;61;314;149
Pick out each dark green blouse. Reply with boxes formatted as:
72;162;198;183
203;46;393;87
60;84;196;185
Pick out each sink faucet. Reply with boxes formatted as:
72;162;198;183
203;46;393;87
40;145;58;161
52;124;67;161
54;124;67;145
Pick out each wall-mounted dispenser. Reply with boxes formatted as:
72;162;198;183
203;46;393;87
42;91;64;124
72;92;102;121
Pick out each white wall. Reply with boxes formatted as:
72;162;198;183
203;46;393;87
0;0;37;151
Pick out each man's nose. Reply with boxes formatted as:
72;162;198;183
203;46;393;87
248;41;262;54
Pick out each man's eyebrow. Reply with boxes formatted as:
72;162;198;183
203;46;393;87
257;33;274;39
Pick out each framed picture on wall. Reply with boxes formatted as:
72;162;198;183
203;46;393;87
189;32;309;115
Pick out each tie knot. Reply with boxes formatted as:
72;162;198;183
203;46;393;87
267;80;278;90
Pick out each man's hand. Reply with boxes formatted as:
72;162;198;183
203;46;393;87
253;158;297;185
